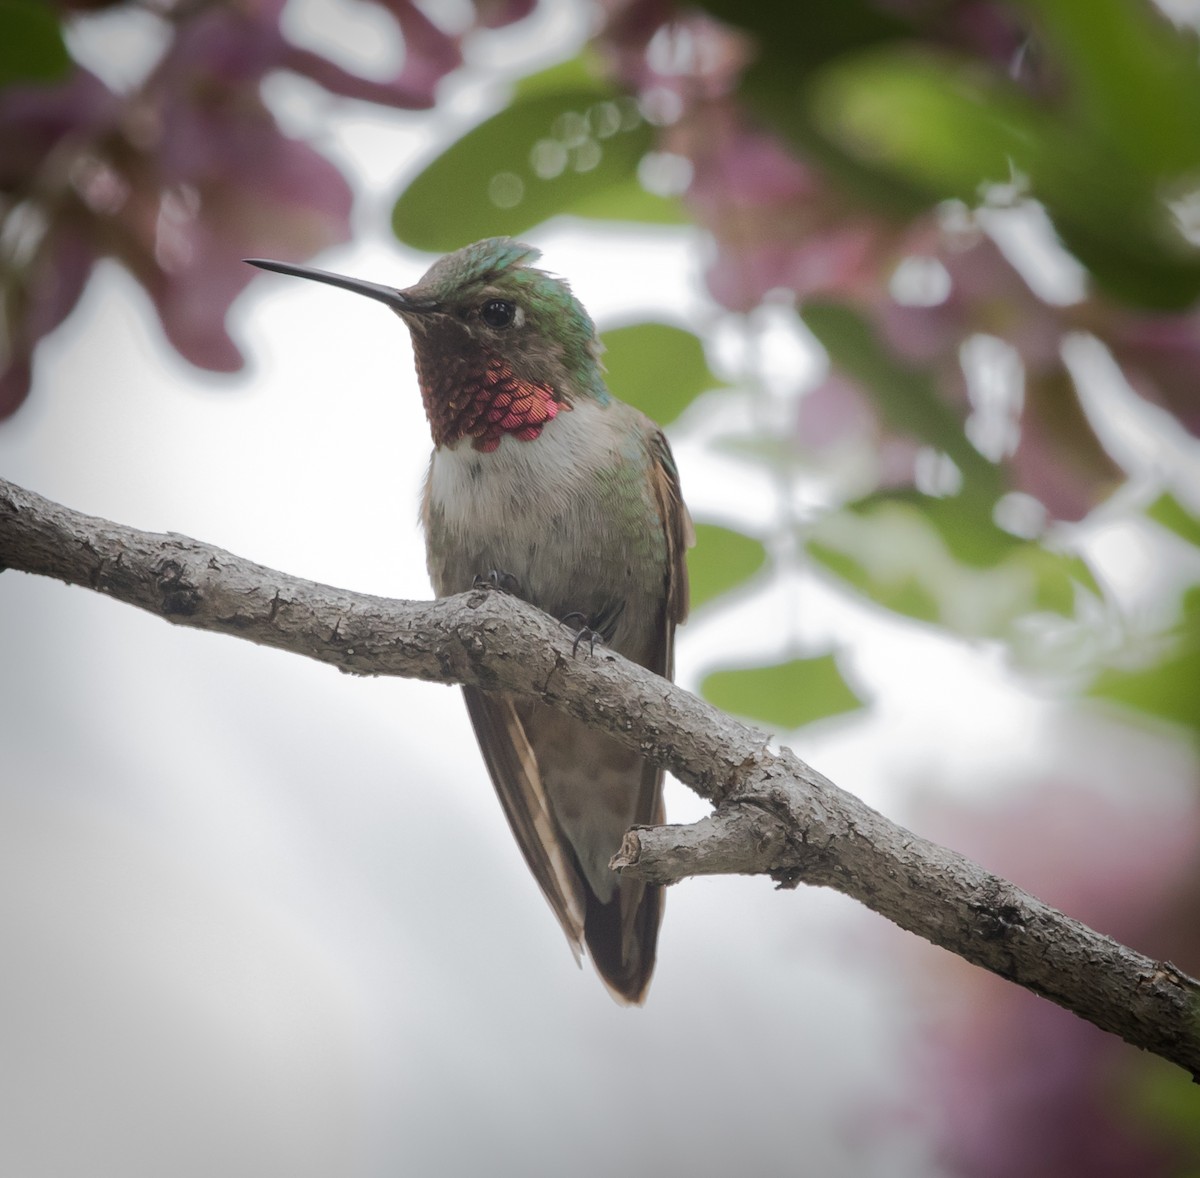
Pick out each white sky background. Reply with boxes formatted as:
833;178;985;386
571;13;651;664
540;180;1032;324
2;3;1198;1176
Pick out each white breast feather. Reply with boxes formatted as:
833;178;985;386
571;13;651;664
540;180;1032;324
427;400;612;539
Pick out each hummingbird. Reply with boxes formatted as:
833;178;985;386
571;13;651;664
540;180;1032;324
247;239;691;1002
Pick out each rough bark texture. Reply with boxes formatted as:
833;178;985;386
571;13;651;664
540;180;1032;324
2;475;1198;1078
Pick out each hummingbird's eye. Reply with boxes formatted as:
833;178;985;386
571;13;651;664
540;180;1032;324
480;299;516;329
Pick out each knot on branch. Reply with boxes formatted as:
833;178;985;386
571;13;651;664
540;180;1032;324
972;879;1030;944
155;558;201;616
611;828;642;873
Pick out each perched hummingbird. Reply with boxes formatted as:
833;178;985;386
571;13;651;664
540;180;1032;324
247;239;691;1002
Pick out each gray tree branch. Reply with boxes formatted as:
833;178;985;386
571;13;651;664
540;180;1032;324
2;475;1198;1078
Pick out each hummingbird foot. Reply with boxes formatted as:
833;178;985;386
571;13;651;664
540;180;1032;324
472;569;520;594
560;612;605;657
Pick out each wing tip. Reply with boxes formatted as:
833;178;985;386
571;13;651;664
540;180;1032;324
582;881;663;1006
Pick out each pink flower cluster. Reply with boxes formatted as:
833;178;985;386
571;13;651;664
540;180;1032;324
0;0;534;416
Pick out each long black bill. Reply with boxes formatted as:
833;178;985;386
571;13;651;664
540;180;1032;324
244;258;436;313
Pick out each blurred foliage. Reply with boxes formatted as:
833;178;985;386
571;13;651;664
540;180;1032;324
802;300;1003;498
701;653;863;730
808;493;1097;637
704;0;1200;308
1126;1055;1200;1163
807;38;1200;310
686;522;767;612
0;0;69;86
599;322;723;427
1148;493;1200;550
1090;587;1200;736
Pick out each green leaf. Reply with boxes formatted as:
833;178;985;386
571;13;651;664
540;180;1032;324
808;534;941;625
1029;130;1200;311
687;523;768;611
1017;0;1200;179
702;654;864;729
807;494;1098;636
1090;644;1200;735
809;46;1034;201
1124;1056;1200;1157
889;490;1013;568
1090;589;1200;734
600;322;721;425
564;175;684;224
512;53;603;100
0;0;70;86
886;491;1098;599
692;0;911;77
1147;492;1200;549
392;57;684;252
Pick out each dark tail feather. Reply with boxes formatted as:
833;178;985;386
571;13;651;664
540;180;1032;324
584;881;664;1005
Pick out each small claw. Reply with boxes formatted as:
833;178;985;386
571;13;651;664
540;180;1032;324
561;612;603;657
472;569;520;593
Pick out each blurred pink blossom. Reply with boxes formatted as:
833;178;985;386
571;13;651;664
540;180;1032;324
281;0;462;109
914;781;1200;1178
0;0;536;417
